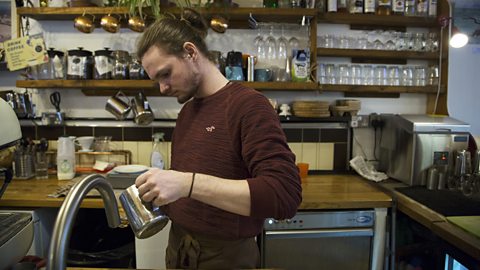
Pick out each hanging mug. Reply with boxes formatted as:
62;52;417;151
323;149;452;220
74;12;95;34
105;91;131;120
101;14;121;33
128;15;146;33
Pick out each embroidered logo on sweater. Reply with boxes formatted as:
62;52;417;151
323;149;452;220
206;126;215;132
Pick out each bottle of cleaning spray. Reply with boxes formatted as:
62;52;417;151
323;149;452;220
151;132;165;169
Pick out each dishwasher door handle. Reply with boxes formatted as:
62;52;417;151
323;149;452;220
265;228;374;239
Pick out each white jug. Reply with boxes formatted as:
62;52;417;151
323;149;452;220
57;136;76;180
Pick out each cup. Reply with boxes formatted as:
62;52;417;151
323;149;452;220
35;151;49;179
74;13;95;34
119;185;170;239
106;91;131;120
75;136;95;152
254;68;273;82
101;14;121;33
297;162;309;179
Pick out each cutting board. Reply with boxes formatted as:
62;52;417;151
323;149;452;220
446;216;480;239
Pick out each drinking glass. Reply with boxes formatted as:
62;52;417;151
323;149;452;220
357;36;368;49
277;25;288;64
394;32;406;51
325;64;337;84
266;25;277;65
387;66;400;86
288;36;300;58
374;65;387;85
413;32;426;51
255;25;267;64
426;32;439;52
427;65;439;85
351;64;362;85
323;34;334;48
339;35;350;49
318;63;327;84
362;65;374;85
338;64;351;84
405;32;414;51
414;66;427;86
401;66;414;86
35;151;49;179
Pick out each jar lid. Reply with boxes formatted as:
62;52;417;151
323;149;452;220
48;48;64;58
95;47;113;57
68;47;93;57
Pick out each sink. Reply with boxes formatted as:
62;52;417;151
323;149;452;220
0;212;33;269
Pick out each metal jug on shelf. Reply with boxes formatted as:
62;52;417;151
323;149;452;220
131;92;154;126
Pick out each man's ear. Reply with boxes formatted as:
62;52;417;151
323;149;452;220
183;42;197;59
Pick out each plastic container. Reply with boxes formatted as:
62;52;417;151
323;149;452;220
150;132;165;169
57;136;76;180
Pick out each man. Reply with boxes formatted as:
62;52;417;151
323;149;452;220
134;9;302;269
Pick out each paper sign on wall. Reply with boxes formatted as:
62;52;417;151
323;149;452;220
2;34;48;71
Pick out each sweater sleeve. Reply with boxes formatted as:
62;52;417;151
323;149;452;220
228;90;302;220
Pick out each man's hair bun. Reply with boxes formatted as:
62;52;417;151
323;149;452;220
181;8;208;39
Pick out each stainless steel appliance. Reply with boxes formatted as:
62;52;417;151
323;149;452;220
261;210;379;270
379;114;470;186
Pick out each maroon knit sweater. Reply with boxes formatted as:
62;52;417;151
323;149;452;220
164;82;302;240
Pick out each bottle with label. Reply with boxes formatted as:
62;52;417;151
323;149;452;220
416;0;428;16
349;0;364;13
337;0;348;12
364;0;376;13
392;0;405;15
57;136;76;180
291;50;309;82
404;0;416;16
428;0;437;17
376;0;392;15
151;132;165;169
328;0;338;12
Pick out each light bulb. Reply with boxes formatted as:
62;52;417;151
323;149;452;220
450;32;469;48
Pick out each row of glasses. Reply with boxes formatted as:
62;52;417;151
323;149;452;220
318;30;439;52
318;63;439;86
254;23;307;68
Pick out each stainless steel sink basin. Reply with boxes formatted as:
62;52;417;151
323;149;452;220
0;212;33;269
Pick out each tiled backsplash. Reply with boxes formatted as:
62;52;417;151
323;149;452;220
21;121;350;172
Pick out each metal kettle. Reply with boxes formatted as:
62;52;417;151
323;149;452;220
131;92;154;125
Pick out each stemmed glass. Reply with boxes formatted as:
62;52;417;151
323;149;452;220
255;24;266;63
265;24;277;65
277;25;288;63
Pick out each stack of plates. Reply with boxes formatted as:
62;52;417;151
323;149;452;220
331;99;361;116
292;101;331;118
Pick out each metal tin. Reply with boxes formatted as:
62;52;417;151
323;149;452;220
247;56;255;82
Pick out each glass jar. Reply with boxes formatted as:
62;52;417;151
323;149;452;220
129;53;144;80
48;48;66;79
112;50;130;79
94;48;113;79
67;47;93;80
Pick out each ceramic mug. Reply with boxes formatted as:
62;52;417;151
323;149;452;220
254;68;273;82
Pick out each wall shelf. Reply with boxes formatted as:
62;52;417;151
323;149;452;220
317;12;438;28
17;7;316;28
317;48;440;60
318;84;445;94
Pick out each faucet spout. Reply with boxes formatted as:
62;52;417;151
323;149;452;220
47;174;121;270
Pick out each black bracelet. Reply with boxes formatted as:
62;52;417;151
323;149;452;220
188;173;196;198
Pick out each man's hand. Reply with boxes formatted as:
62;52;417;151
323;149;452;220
135;168;192;206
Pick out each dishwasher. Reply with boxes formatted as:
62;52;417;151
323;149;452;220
261;209;387;270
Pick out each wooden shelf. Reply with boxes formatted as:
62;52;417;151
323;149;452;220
317;12;438;28
317;48;440;60
16;79;444;94
17;7;316;28
318;84;445;94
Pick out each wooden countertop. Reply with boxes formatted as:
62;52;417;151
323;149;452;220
0;174;392;210
378;180;480;261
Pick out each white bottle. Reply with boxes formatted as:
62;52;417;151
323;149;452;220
151;132;165;169
57;136;76;180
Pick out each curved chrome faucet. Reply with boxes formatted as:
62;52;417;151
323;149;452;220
47;174;121;270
